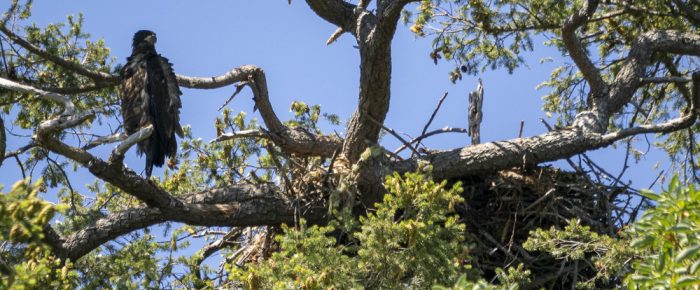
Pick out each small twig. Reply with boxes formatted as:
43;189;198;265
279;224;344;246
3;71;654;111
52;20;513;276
394;127;468;155
326;27;345;45
218;82;248;111
365;112;421;157
518;120;524;138
266;144;296;197
13;155;25;179
46;154;76;212
523;188;556;212
415;92;448;157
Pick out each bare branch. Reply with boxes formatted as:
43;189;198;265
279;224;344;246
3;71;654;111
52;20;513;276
326;27;345;45
415;92;448;154
394;127;468;155
211;129;268;143
608;30;700;114
109;125;153;163
601;113;696;143
0;77;75;114
45;183;326;261
641;76;692;84
178;66;342;157
82;132;127;150
194;228;243;275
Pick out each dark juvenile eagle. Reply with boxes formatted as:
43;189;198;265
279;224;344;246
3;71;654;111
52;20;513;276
120;30;183;177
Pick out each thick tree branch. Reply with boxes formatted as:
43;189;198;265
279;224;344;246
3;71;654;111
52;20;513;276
45;207;164;261
45;183;326;261
305;0;357;34
672;0;700;26
381;0;419;24
561;0;607;97
178;65;342;158
608;30;700;114
394;72;700;180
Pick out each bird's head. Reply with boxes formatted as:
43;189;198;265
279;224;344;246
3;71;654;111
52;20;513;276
132;30;157;48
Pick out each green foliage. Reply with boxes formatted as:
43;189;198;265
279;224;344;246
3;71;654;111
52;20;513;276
432;264;531;290
231;169;471;289
523;219;634;289
230;221;357;289
75;232;178;289
356;170;467;289
0;179;77;289
523;176;700;289
625;176;700;289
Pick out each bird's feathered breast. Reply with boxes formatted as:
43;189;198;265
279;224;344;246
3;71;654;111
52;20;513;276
120;51;183;175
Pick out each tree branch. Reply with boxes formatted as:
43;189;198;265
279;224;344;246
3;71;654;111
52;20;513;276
305;0;357;34
561;0;607;97
45;183;326;261
45;207;164;261
672;0;700;27
0;77;75;114
108;124;153;163
608;30;700;114
0;25;118;83
393;72;700;180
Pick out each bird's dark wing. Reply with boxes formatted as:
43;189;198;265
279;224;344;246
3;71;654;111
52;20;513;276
120;56;150;156
146;54;183;167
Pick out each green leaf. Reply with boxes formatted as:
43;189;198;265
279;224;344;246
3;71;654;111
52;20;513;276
675;245;700;262
640;189;661;201
631;235;655;248
677;276;700;287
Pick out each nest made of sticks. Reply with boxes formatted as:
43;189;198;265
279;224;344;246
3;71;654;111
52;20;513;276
455;166;628;289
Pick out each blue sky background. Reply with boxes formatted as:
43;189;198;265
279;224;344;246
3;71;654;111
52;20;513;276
0;0;673;277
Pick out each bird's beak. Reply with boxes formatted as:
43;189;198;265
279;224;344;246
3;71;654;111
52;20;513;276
145;35;156;45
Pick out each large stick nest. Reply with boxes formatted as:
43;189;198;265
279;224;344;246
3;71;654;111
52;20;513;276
455;167;629;289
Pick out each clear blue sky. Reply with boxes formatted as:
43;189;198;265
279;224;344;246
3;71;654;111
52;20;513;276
2;2;668;196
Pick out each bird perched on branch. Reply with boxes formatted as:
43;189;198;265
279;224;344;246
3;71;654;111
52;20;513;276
120;30;183;177
468;78;484;145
